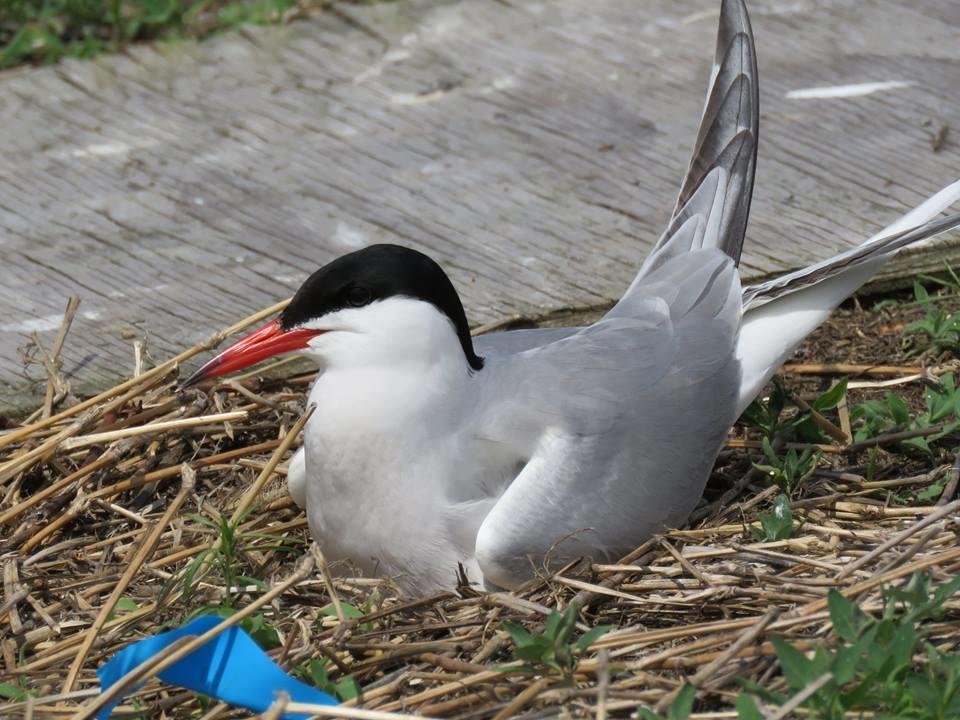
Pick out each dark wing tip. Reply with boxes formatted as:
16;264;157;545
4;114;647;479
667;0;759;266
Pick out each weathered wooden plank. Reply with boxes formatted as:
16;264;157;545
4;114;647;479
1;0;958;414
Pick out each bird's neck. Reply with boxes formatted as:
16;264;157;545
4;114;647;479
307;347;477;440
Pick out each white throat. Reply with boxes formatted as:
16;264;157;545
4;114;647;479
300;296;475;377
298;297;492;590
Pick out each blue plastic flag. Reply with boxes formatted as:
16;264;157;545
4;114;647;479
96;615;338;719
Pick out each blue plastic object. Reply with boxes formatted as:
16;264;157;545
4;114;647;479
96;615;338;719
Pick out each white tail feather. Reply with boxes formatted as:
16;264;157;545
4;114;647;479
736;181;960;415
864;180;960;244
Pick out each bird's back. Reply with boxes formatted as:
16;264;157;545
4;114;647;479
471;248;741;587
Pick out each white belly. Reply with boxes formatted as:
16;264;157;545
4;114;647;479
300;368;508;594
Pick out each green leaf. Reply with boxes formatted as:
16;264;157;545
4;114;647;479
753;494;794;541
335;676;361;702
887;393;910;426
188;512;220;530
839;676;876;709
831;629;877;687
734;694;765;720
809;644;833;676
0;680;34;701
513;643;550;664
669;684;695;720
305;659;331;687
636;709;664;720
885;572;931;616
813;378;848;411
575;625;614;653
543;610;564;640
181;548;213;600
828;590;861;641
137;0;178;24
319;602;364;620
887;621;917;672
503;621;536;648
932;574;960;607
761;435;778;464
735;678;785;704
771;635;816;691
0;27;65;68
916;480;946;502
242;613;281;650
107;597;140;621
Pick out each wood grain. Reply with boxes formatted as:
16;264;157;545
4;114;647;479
1;0;958;413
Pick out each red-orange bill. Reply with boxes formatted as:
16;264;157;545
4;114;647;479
182;318;323;387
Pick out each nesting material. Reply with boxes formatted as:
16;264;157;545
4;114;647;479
1;299;958;719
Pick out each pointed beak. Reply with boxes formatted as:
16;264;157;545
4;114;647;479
182;318;324;387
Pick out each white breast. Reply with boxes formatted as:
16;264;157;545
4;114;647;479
296;298;515;593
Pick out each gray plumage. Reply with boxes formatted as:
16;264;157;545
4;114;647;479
270;0;960;594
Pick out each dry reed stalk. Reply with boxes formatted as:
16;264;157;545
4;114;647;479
41;297;81;420
284;702;429;719
62;467;196;692
229;409;311;525
490;676;549;719
781;362;939;376
60;411;249;451
2;296;959;720
0;299;290;451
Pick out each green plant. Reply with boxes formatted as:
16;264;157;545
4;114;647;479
752;436;818;493
181;603;282;649
182;510;258;606
0;0;306;69
180;506;303;607
737;572;960;719
635;683;695;720
294;658;361;702
750;493;794;541
0;677;36;702
105;596;139;621
904;279;960;356
215;0;295;29
174;509;304;653
851;373;960;454
741;378;847;445
501;604;612;680
319;600;376;632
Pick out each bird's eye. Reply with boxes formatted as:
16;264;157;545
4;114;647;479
346;286;372;307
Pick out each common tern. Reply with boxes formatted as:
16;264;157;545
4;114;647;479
187;0;960;594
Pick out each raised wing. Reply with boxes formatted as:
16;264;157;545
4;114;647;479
633;0;758;285
468;2;758;588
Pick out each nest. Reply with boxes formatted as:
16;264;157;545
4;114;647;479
1;297;959;719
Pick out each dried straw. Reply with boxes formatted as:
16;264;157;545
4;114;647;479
1;298;958;719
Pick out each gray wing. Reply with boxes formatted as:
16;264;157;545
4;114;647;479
471;0;758;588
474;327;580;357
633;0;758;283
474;250;741;589
475;0;758;358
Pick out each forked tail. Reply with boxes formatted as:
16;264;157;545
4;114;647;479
736;180;960;414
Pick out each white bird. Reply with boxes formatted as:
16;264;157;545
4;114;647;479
186;0;960;594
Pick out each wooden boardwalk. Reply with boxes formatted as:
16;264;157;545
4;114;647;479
1;0;958;413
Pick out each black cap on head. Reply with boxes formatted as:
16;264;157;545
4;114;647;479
281;244;484;371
